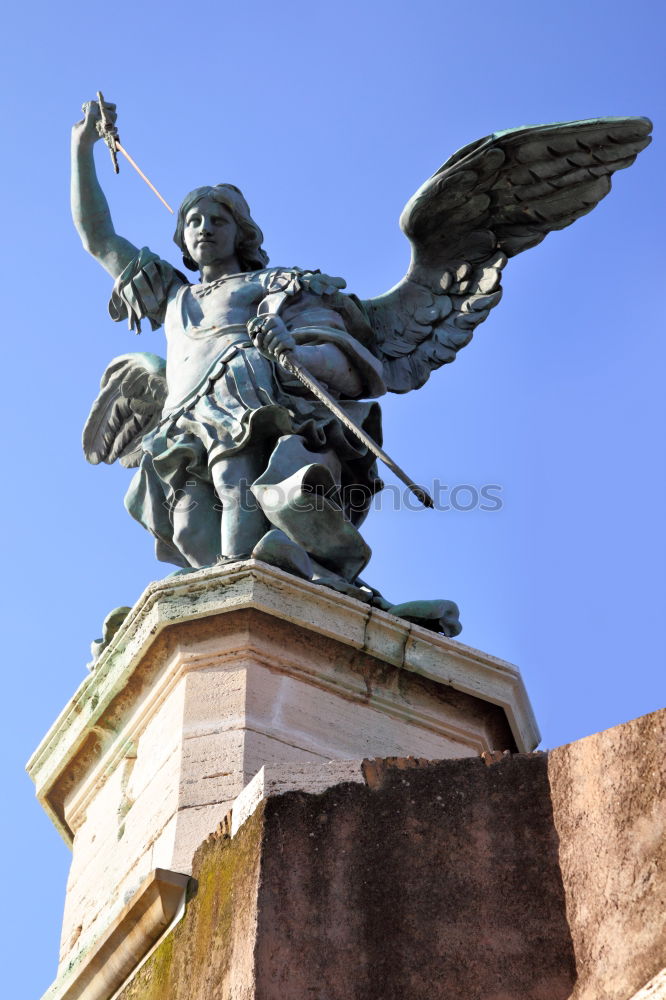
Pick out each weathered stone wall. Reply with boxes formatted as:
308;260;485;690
252;753;576;999
549;709;666;1000
117;708;665;1000
118;810;263;999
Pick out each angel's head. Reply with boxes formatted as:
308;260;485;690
174;184;269;273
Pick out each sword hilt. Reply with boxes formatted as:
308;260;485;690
95;90;119;174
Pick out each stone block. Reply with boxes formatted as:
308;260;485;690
109;709;664;1000
548;708;666;1000
113;754;567;999
28;561;538;987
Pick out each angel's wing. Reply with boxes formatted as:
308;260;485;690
83;353;167;468
363;116;652;394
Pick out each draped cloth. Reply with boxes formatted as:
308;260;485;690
110;251;386;576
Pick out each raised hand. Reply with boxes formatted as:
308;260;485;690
70;95;140;278
73;98;118;146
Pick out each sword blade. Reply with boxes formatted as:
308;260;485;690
279;351;434;509
116;143;174;214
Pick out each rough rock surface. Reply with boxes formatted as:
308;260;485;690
549;709;666;1000
116;709;665;1000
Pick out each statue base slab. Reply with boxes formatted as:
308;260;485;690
28;560;539;986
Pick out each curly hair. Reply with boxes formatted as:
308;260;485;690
173;184;269;273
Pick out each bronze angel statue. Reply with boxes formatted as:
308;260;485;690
73;99;651;635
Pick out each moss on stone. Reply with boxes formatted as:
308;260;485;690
117;806;264;999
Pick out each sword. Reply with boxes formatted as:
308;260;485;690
256;286;434;510
277;349;434;509
95;91;174;214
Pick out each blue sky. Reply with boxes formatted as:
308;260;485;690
2;0;664;995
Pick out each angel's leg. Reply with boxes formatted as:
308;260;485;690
210;447;270;560
171;479;221;568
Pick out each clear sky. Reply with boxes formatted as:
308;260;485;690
1;0;664;995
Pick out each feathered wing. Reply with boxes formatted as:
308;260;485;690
362;116;652;393
83;353;167;468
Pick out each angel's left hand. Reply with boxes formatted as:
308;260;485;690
247;314;296;360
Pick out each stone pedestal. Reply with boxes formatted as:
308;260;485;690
28;560;539;998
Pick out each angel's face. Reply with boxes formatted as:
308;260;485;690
183;197;238;270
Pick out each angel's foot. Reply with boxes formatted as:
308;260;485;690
387;599;462;638
354;576;393;611
216;553;252;565
89;605;132;668
251;529;313;580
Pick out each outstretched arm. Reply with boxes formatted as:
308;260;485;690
71;99;139;278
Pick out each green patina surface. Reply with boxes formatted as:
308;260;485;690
117;807;264;1000
73;101;651;633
